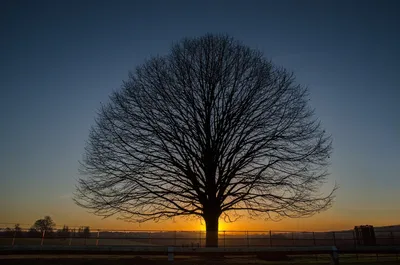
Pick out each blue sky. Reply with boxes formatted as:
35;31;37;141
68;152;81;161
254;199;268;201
0;0;399;230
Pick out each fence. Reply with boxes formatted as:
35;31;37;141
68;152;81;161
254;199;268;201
1;228;399;248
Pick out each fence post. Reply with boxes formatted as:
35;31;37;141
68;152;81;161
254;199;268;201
313;232;316;245
96;230;100;246
332;231;336;246
12;230;16;246
199;231;201;247
174;231;177;247
41;230;45;246
168;246;174;261
269;230;272;247
352;230;358;260
312;232;319;261
246;231;249;248
331;246;339;265
353;230;358;260
391;231;394;245
292;232;295;245
224;231;226;249
352;230;357;246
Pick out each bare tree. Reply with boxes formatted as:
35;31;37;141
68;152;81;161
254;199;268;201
75;34;335;247
14;223;22;237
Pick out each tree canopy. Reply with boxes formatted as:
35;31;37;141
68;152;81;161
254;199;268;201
32;216;56;233
75;34;335;247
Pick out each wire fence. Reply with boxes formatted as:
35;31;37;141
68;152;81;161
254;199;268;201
1;226;399;248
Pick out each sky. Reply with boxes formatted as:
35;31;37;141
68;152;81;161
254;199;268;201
0;0;399;232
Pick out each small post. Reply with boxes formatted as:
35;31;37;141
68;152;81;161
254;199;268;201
224;231;226;249
168;246;174;261
313;232;318;261
391;231;394;245
330;246;339;265
199;231;201;247
269;230;272;247
313;232;316;245
174;231;177;247
41;230;45;246
332;231;336;246
246;231;249;248
69;234;72;246
352;230;356;246
96;230;100;246
352;230;358;260
292;232;295;245
11;230;16;246
148;232;151;244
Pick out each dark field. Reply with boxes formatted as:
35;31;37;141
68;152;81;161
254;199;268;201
1;232;399;248
1;230;399;264
1;254;400;265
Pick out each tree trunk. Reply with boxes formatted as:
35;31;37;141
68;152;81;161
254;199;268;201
205;213;219;247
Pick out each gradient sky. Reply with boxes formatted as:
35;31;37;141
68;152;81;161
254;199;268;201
1;0;399;231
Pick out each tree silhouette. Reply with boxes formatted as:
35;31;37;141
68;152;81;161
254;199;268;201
4;227;13;237
28;227;41;238
32;216;55;234
14;224;22;237
75;34;335;247
57;225;70;239
78;226;91;238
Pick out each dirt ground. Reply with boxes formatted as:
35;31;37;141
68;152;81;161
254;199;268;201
0;255;399;265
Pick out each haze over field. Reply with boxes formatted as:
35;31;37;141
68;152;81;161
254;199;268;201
1;0;399;231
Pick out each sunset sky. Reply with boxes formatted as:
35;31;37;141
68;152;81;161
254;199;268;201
1;0;399;232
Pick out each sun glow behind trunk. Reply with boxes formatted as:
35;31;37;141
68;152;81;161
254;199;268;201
199;219;228;232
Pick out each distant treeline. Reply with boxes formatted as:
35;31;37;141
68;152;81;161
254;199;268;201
0;216;91;238
1;218;399;240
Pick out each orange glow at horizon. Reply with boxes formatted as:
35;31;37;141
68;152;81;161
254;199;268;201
3;203;400;232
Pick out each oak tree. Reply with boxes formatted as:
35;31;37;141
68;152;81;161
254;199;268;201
75;34;335;247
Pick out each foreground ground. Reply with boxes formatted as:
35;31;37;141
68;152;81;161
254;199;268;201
1;255;399;265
